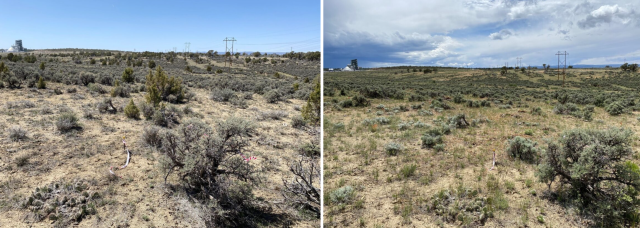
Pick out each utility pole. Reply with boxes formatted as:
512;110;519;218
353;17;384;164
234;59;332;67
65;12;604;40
184;42;191;57
556;51;568;87
516;57;522;68
223;37;236;72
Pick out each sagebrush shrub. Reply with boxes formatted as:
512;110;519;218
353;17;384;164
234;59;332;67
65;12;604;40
142;126;163;148
157;117;258;225
537;128;640;226
385;142;402;156
506;136;539;163
264;89;282;103
152;107;180;128
210;88;236;102
78;71;95;86
56;112;80;133
329;186;354;204
88;83;106;94
110;80;130;98
291;115;306;129
605;101;625;116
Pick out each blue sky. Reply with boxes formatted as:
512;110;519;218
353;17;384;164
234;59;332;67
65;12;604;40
324;0;640;68
0;0;320;53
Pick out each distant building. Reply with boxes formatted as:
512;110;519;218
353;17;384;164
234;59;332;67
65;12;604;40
7;40;25;52
343;59;358;71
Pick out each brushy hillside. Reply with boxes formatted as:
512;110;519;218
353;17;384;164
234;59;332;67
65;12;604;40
323;67;640;228
0;50;320;227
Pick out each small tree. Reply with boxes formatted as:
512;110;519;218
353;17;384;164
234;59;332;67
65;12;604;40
537;128;640;226
122;67;135;83
621;63;629;71
206;65;212;72
36;77;46;89
124;99;140;119
301;77;320;125
148;60;156;69
145;66;185;107
39;62;45;70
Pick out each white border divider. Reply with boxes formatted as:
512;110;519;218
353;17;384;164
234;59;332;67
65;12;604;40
320;0;325;226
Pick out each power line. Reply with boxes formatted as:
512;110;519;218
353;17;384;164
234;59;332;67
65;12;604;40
556;51;568;87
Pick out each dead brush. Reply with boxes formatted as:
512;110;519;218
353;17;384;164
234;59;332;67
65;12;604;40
8;125;28;142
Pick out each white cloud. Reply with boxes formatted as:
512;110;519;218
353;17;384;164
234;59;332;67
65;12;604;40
325;0;640;67
577;4;635;29
489;29;515;40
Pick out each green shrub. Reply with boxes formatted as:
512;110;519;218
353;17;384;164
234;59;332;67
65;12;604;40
148;60;156;69
88;83;106;94
506;136;539;163
122;67;135;83
385;142;402;156
422;133;443;149
351;95;370;107
399;164;417;178
605;101;625;116
537;127;640;226
301;77;320;125
530;107;543;115
124;99;140;119
330;186;354;204
524;129;533;136
36;77;46;89
453;94;465;103
433;144;445;152
298;142;320;157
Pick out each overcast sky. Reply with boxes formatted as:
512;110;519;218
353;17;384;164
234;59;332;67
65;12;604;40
324;0;640;68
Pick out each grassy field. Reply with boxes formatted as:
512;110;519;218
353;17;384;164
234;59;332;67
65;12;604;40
0;51;320;227
323;67;640;227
